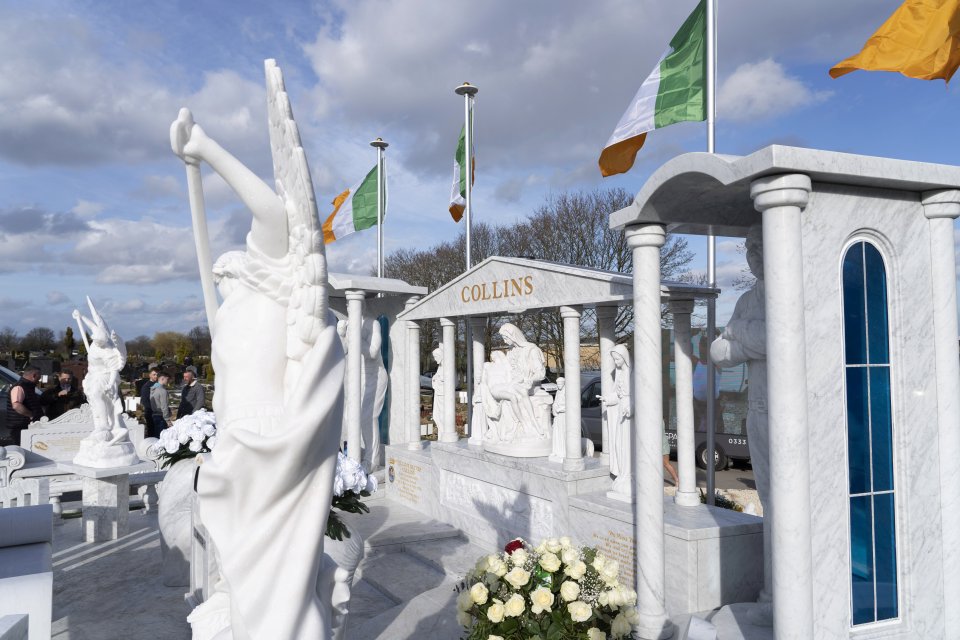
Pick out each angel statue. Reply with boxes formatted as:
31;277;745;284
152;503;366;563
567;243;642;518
71;297;138;468
172;60;346;640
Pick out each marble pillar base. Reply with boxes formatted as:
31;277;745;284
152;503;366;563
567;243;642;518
384;442;609;547
73;432;139;469
568;492;764;616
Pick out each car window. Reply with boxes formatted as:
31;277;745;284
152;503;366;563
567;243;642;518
581;381;601;408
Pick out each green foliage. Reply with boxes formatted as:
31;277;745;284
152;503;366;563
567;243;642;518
325;490;371;540
699;489;743;512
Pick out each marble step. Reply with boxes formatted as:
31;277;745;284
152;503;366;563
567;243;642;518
357;548;448;605
350;575;463;640
404;535;490;582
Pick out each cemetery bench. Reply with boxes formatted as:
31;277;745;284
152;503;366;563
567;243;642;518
0;505;53;640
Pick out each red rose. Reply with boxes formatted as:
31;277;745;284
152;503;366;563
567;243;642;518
504;539;524;555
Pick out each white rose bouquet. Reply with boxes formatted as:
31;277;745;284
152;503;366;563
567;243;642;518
156;409;217;469
326;452;378;541
455;537;639;639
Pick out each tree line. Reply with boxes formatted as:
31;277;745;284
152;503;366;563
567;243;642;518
0;324;212;363
383;187;696;373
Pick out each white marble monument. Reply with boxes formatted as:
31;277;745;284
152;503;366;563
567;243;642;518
430;346;446;436
605;344;633;501
359;317;387;471
173;60;344;639
547;377;566;463
71;298;138;468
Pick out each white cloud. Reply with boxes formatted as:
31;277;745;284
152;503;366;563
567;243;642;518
71;200;104;217
718;59;832;123
46;291;70;305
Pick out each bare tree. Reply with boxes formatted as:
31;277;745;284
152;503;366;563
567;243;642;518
20;327;56;353
125;335;154;359
0;327;18;354
188;325;212;356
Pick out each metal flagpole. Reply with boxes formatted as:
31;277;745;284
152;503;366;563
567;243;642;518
370;137;389;278
705;0;718;505
455;82;479;437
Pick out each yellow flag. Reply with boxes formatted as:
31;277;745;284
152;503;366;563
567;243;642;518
830;0;960;82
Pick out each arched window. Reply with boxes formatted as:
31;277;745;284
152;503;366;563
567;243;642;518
842;241;897;625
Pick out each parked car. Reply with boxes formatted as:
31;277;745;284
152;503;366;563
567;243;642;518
578;370;750;471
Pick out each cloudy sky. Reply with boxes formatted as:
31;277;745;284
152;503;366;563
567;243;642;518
0;0;957;339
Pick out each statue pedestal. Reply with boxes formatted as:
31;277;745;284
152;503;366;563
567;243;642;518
57;461;153;542
73;430;138;468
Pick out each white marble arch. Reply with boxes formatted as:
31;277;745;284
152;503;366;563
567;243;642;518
611;145;960;640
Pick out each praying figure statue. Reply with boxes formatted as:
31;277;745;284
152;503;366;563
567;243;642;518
71;297;138;468
548;377;566;463
480;323;552;457
173;60;345;640
359;317;387;471
710;224;772;626
605;344;633;498
431;347;446;435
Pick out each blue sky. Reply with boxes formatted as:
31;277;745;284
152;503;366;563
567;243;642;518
0;0;957;338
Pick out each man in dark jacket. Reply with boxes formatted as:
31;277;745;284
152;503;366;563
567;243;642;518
4;365;43;445
40;371;86;420
139;367;159;425
176;365;205;418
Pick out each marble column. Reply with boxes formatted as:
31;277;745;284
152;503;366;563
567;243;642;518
468;316;487;447
439;318;458;443
625;224;673;640
82;474;130;542
670;300;699;507
405;297;421;450
921;189;960;635
345;290;364;462
750;174;813;640
561;306;584;472
596;305;616;463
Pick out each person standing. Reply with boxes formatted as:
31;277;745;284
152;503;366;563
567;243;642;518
40;371;86;420
149;372;172;438
139;367;159;424
4;365;43;445
176;365;205;418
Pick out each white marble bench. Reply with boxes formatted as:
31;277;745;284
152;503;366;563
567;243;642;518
0;505;53;640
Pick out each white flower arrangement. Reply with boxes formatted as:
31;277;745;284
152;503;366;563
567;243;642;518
156;409;217;468
455;537;639;639
327;452;378;541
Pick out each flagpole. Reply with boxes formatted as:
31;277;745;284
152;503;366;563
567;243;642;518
370;137;389;278
705;0;718;505
455;81;478;441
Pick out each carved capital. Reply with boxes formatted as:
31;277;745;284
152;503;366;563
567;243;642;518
624;223;666;250
667;299;695;316
344;289;365;303
750;174;812;212
439;317;455;328
921;189;960;220
559;305;582;319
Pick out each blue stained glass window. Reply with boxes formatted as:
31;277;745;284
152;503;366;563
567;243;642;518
842;241;897;626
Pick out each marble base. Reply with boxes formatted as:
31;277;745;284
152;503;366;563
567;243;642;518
73;431;138;469
569;491;764;615
482;435;552;458
384;442;609;547
58;461;152;542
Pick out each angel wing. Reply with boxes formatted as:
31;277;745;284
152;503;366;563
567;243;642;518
264;59;329;364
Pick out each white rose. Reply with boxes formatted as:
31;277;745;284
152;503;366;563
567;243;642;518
592;554;607;572
530;586;554;614
545;537;562;554
486;556;508;577
600;559;619;584
177;429;190;444
598;591;610;607
559;536;572;549
561;548;580;565
486;599;505;623
534;541;547;554
201;422;216;437
587;629;606;640
456;610;472;626
188;440;202;453
488;636;504;640
565;560;587;580
366;474;378;493
470;582;489;605
510;548;528;566
624;607;640;625
567;600;592;623
205;435;218;449
559;580;581;602
504;567;530;589
164;440;180;455
504;593;525;617
539;552;561;573
457;589;473;611
611;612;631;638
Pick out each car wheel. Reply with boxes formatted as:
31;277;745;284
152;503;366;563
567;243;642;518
695;443;728;471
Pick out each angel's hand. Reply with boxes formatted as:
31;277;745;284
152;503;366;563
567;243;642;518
170;108;208;165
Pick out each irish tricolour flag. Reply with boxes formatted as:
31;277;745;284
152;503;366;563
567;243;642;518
322;166;382;244
599;0;706;177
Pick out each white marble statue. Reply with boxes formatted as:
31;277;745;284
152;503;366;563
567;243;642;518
480;323;552;457
173;60;345;640
710;224;771;626
548;377;566;463
72;297;138;468
605;344;633;498
359;317;386;471
431;347;445;435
